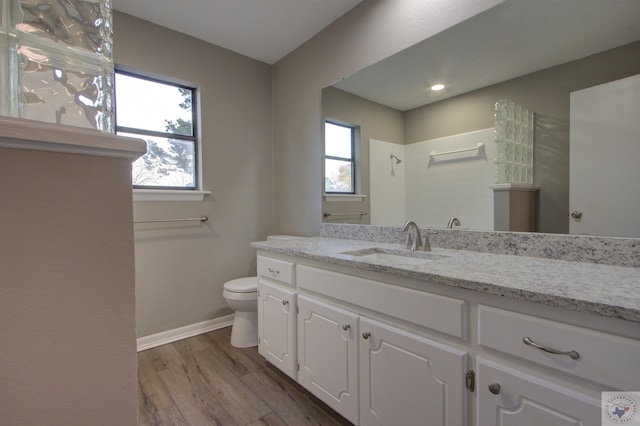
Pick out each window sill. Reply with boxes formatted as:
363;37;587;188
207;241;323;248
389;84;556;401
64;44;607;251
324;194;367;202
133;189;212;202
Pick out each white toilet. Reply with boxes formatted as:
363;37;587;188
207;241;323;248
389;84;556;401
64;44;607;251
223;276;260;348
223;235;300;348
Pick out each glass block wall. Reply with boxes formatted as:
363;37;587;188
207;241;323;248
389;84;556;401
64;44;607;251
494;99;534;184
0;0;113;132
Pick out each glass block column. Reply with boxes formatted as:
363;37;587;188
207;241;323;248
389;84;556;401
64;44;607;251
492;99;539;231
494;98;533;184
0;0;113;132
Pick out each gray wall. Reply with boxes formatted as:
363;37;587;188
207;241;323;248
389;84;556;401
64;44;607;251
405;41;640;234
1;148;138;425
272;0;503;236
322;86;404;223
114;12;273;338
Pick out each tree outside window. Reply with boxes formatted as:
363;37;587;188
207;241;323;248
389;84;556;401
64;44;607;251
325;121;356;193
115;71;198;189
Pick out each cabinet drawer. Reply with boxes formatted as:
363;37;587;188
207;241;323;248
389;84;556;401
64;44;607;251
478;305;640;389
257;256;294;286
298;265;466;339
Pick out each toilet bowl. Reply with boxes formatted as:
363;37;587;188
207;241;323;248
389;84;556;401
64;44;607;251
223;277;259;348
223;235;301;348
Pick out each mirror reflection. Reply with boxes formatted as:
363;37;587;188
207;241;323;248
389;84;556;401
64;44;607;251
321;0;640;238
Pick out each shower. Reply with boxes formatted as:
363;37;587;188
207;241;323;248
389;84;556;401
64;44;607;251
390;153;402;176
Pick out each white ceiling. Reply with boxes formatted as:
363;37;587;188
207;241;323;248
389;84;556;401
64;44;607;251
111;0;364;64
334;0;640;111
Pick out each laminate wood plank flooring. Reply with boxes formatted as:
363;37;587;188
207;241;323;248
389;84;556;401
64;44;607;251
138;327;352;426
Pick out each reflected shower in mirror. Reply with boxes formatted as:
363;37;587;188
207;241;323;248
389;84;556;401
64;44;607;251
321;0;640;237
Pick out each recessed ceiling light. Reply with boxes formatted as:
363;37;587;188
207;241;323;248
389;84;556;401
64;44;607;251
431;84;445;91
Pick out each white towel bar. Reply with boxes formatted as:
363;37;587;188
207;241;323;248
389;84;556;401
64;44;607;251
134;215;208;224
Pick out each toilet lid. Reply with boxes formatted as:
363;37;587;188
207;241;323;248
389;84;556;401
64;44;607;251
224;277;257;293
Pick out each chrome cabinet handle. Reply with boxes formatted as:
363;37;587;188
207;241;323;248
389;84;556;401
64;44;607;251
523;337;580;360
571;210;583;219
282;300;289;306
268;267;280;275
342;324;351;331
362;332;371;339
488;383;501;395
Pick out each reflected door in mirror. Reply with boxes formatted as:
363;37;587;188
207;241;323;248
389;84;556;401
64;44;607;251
570;74;640;238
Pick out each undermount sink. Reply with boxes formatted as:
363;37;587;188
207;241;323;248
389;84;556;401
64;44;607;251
340;248;447;266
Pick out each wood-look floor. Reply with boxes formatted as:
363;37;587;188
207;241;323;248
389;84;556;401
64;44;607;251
138;326;352;425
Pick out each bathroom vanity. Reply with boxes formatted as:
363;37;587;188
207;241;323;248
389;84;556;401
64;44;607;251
252;228;640;426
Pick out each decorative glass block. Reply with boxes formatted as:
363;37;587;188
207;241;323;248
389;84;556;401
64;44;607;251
16;0;112;56
494;99;534;184
0;0;113;132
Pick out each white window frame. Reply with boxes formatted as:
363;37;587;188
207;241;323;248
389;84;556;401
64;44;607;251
324;120;357;194
114;69;210;202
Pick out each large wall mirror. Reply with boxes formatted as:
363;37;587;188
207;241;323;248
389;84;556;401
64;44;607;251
322;0;640;238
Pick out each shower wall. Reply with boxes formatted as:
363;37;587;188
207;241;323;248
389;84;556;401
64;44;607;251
368;129;496;229
404;129;496;229
369;139;405;225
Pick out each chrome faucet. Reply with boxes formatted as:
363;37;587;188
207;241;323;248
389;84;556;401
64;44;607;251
447;217;461;229
402;220;431;251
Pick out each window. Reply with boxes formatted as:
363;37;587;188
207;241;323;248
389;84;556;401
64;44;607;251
115;70;197;189
324;121;356;193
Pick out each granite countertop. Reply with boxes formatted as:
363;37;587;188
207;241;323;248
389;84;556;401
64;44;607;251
252;237;640;323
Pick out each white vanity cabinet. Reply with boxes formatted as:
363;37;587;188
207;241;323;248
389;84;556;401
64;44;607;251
297;295;467;426
257;256;297;379
359;316;467;426
297;295;359;424
255;251;640;426
476;358;601;426
258;255;469;425
475;304;640;426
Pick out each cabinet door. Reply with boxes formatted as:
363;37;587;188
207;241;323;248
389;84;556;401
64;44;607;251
477;357;601;426
257;280;297;379
297;295;359;424
359;317;467;426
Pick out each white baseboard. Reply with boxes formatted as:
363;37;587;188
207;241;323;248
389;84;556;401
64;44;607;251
137;314;235;352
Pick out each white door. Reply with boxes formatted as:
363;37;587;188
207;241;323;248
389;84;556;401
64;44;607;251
477;357;601;426
297;295;359;424
359;317;467;426
257;280;297;379
569;73;640;237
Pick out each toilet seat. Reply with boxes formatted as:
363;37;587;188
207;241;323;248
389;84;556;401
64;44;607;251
223;277;257;293
223;277;257;301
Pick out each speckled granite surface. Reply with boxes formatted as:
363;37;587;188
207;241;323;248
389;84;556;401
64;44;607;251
320;224;640;267
251;236;640;323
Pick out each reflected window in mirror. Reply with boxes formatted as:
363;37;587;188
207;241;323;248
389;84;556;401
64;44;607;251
324;121;358;194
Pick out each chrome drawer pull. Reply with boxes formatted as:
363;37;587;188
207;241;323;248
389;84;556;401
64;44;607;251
268;267;280;275
522;337;580;360
342;324;351;331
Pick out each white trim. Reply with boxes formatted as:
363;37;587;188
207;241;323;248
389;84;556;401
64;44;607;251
0;116;146;160
133;189;212;202
490;183;540;192
137;314;234;351
324;194;367;202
